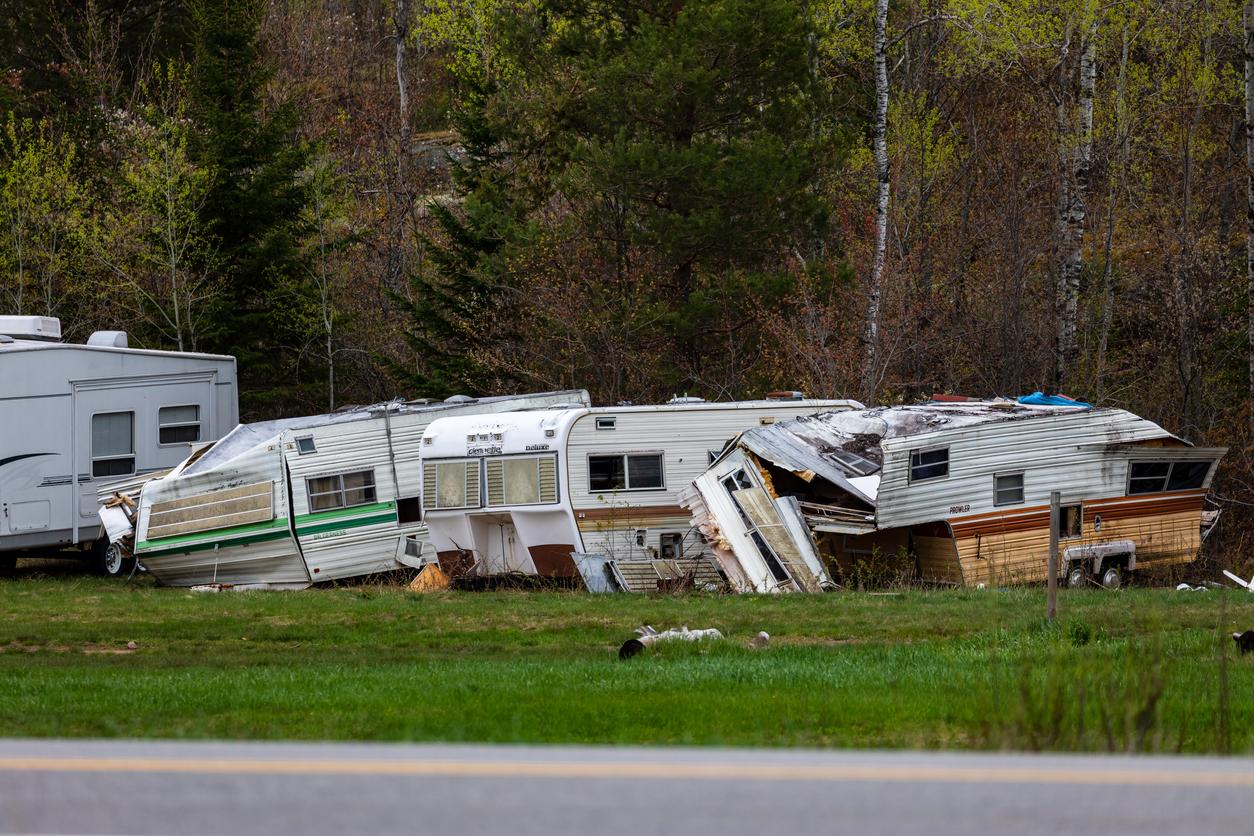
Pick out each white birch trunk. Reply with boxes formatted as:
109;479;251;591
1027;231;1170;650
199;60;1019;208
1097;27;1129;403
1246;0;1254;430
1054;23;1093;394
861;0;891;404
394;0;412;142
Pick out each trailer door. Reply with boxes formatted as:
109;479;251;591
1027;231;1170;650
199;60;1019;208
72;373;217;542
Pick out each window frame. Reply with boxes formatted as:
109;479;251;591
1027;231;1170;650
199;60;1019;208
305;469;378;513
587;451;665;492
396;495;423;526
485;453;559;507
424;458;482;510
1126;460;1213;496
294;436;317;455
156;404;202;447
1059;503;1083;540
91;410;136;479
993;471;1025;507
909;446;950;484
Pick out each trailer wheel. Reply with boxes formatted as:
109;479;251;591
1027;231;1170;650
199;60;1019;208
1067;564;1088;589
91;537;134;578
1101;566;1122;590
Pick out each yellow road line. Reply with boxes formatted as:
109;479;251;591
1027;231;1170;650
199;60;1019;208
0;757;1252;787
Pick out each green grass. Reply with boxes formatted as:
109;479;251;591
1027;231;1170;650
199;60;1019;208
3;570;1254;751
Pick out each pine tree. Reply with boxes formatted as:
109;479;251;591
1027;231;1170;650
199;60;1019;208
186;0;310;411
392;80;529;398
521;0;832;297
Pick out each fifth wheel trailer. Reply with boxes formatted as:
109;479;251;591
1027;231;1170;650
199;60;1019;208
0;316;237;575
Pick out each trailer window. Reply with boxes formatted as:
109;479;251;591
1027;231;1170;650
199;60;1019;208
307;470;376;512
588;453;663;491
994;472;1024;506
1060;504;1082;539
422;461;481;509
1128;460;1213;495
396;496;422;525
910;447;949;482
92;412;134;478
158;405;200;445
486;455;558;506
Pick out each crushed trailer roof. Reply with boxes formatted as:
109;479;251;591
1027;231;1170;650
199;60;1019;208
726;402;1179;508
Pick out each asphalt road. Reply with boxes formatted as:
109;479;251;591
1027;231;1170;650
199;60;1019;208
1;739;1252;836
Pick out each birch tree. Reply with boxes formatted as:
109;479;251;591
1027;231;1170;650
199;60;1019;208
1054;19;1097;393
393;0;415;142
86;70;222;352
1246;0;1254;427
951;0;1103;393
862;0;891;403
0;118;82;318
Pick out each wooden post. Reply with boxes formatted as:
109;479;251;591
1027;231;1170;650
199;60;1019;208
1048;491;1060;621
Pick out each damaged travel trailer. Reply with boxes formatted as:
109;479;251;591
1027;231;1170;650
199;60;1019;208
681;400;1227;591
100;391;589;588
0;315;236;575
417;396;861;588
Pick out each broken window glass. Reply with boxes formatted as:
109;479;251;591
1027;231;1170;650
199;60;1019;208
910;447;948;482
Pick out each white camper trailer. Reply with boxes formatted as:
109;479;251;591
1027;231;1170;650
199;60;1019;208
103;391;589;588
681;400;1228;592
0;316;236;575
418;397;862;586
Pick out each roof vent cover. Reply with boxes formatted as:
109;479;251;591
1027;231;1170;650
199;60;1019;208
86;331;128;348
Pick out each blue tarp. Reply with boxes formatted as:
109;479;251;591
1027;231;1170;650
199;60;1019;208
1018;392;1093;408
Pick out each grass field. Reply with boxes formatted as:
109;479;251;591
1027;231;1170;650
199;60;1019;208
3;563;1254;752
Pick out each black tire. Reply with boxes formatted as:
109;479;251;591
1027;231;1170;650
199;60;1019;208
0;553;16;575
91;537;134;578
1101;565;1122;590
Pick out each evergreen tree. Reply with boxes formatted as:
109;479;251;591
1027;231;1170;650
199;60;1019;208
186;0;309;411
517;0;832;297
392;80;530;398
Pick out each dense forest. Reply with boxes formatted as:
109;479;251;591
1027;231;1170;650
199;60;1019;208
2;0;1254;567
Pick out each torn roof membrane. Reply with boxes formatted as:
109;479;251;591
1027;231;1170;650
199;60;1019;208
728;402;1134;508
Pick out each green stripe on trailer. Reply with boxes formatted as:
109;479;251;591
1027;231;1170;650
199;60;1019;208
291;501;396;526
295;512;397;537
135;503;400;557
136;527;294;558
136;517;292;550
